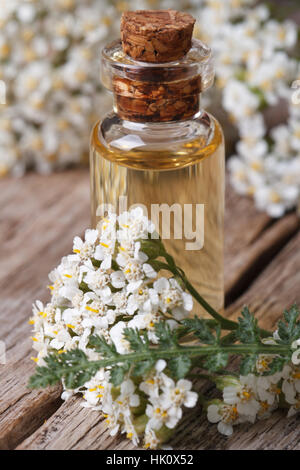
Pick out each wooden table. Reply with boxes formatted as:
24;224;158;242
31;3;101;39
0;169;299;450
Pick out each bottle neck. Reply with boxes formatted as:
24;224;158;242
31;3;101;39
105;109;214;153
101;39;214;123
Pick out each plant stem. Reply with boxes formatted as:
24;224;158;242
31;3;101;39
220;331;237;345
181;275;237;330
157;259;235;330
159;253;272;337
182;275;271;338
42;343;290;382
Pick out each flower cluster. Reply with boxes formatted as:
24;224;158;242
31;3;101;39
30;207;196;448
207;361;300;436
207;320;300;435
30;209;300;448
0;0;189;176
195;0;300;217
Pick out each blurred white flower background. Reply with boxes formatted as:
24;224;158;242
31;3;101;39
0;0;299;217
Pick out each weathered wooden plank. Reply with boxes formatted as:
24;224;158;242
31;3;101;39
15;396;121;451
225;213;300;303
224;180;271;252
0;170;90;353
0;170;90;449
0;170;299;450
15;383;300;450
226;230;300;329
18;230;300;450
0;356;61;450
170;405;300;450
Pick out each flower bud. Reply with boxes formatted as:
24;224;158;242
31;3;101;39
131;396;147;416
202;398;223;412
139;239;164;260
132;413;148;435
155;425;175;445
214;375;240;391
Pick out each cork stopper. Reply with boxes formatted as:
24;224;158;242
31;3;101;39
121;10;196;63
113;75;201;122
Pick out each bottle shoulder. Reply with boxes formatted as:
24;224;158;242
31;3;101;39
91;111;224;171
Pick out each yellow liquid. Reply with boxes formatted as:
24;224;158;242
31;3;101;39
90;116;225;316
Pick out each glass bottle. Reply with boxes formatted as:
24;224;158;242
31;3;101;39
90;39;225;316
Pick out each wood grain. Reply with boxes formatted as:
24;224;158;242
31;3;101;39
0;170;90;449
0;169;299;450
0;357;61;450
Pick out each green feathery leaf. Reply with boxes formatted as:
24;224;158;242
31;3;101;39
277;304;300;344
89;334;118;357
204;351;229;372
132;359;155;377
239;354;258;375
110;364;130;387
236;307;261;344
29;350;99;389
155;322;178;349
183;317;219;345
262;356;290;376
124;328;149;353
168;355;191;379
